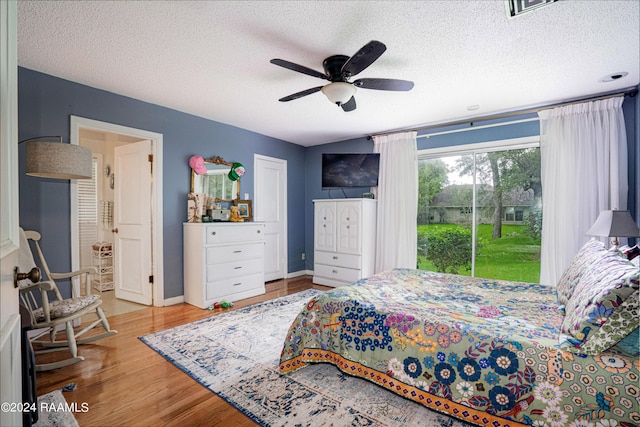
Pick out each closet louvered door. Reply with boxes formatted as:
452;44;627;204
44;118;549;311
78;155;100;270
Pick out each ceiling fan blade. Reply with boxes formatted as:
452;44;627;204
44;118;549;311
270;59;329;80
353;78;414;91
341;96;357;112
341;40;386;77
278;86;323;102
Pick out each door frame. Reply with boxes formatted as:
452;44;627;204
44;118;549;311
70;116;165;306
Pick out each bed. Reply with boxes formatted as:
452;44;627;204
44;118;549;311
280;240;639;427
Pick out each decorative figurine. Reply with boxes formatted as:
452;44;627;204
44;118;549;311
229;205;244;222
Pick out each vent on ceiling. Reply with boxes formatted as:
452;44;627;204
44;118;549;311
506;0;557;18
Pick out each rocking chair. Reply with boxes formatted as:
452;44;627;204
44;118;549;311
17;228;117;371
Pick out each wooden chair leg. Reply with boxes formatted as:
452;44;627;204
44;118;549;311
65;321;78;358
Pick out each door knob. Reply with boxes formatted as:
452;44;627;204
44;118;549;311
112;228;119;233
14;266;41;288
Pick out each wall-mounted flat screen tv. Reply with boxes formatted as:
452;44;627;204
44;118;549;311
321;153;380;188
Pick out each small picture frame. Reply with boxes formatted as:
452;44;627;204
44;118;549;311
234;200;253;221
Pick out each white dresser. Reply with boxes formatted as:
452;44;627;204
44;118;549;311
313;198;377;287
183;222;266;308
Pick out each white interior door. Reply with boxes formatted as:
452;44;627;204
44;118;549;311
113;140;153;305
0;2;22;424
254;155;287;281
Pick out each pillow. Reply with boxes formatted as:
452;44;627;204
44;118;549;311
556;239;607;305
559;251;639;355
615;326;639;355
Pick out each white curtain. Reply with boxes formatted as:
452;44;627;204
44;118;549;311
372;131;418;272
538;96;628;286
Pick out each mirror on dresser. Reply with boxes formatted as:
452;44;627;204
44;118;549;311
190;156;240;202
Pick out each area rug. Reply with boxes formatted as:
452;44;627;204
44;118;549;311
34;389;79;427
140;290;473;426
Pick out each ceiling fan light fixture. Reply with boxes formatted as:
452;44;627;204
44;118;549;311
321;82;356;105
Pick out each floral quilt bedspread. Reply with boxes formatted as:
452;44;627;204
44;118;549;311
279;269;639;427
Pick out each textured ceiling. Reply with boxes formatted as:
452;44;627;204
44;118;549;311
17;0;639;147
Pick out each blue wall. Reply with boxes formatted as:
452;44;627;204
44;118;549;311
17;67;639;298
18;68;306;299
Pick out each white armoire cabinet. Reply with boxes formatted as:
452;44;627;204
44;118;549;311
183;222;266;308
313;198;377;287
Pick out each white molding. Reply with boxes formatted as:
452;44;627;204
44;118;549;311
0;0;18;258
163;295;184;306
70;116;165;306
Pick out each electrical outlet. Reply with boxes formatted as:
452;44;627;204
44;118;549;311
301;252;305;260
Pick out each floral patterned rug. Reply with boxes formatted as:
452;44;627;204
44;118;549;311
140;290;474;426
34;389;79;427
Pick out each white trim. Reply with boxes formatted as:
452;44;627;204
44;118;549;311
0;0;18;258
418;135;540;158
163;295;184;306
70;116;165;306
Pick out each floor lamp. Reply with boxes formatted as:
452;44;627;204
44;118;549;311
19;136;92;179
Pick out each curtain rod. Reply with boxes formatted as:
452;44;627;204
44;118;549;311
367;87;638;140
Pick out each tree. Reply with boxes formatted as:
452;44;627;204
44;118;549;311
418;227;474;274
417;159;448;224
455;148;541;239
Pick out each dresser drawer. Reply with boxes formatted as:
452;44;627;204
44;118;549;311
314;263;361;283
206;273;264;301
206;224;264;244
315;251;361;269
206;257;263;281
206;243;263;265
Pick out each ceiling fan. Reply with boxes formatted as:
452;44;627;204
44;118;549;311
270;40;414;112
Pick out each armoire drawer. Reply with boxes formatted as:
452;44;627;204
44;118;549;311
206;243;263;265
206;273;264;301
206;257;263;282
205;224;264;244
314;263;361;283
315;251;361;269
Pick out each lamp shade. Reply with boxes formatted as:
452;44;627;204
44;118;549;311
25;141;92;179
321;82;356;105
586;210;640;238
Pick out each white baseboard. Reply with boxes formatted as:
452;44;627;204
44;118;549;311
163;295;184;306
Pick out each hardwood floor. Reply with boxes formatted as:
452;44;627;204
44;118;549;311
35;276;330;427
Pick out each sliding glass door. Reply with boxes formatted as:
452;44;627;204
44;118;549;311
417;144;541;283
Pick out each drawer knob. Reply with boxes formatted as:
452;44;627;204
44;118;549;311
332;270;338;274
257;230;261;233
233;282;242;286
234;266;243;270
332;256;338;260
211;231;216;235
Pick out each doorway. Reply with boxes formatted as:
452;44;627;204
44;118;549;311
70;116;164;313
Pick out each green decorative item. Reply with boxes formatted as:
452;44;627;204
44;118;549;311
228;162;245;181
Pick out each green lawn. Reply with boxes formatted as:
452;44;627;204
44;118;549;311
417;223;541;283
